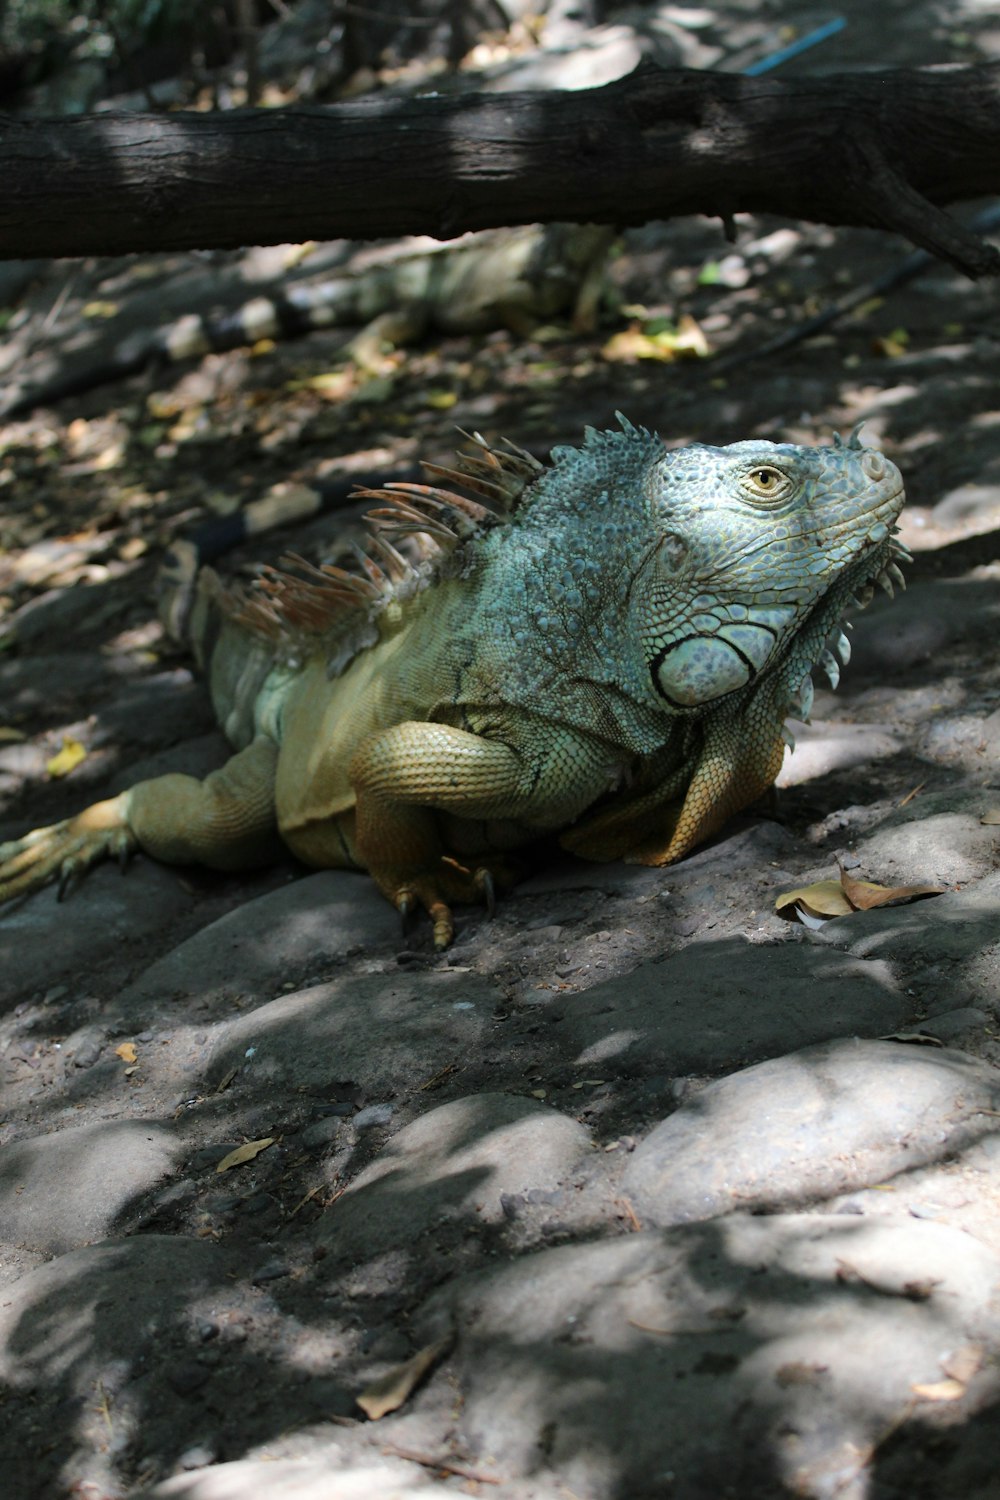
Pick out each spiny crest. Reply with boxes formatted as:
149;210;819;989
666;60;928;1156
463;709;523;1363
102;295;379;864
229;432;543;648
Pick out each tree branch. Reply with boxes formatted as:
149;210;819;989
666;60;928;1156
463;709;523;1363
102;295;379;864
1;60;999;270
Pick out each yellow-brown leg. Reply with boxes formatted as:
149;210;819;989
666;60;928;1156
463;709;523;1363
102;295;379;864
0;736;282;903
349;720;607;946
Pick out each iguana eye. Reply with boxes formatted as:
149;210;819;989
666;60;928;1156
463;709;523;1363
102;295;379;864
739;464;795;507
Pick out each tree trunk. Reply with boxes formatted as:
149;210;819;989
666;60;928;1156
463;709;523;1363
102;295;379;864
2;60;999;274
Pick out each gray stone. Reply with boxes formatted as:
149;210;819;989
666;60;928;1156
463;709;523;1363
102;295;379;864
318;1093;591;1259
0;860;197;1004
851;798;1000;887
140;1455;441;1498
546;939;907;1077
118;871;399;1008
0;1236;233;1382
776;719;901;788
353;1102;394;1130
823;871;1000;1010
202;966;500;1099
622;1040;1000;1228
300;1117;346;1151
918;1007;990;1041
0;1120;182;1255
418;1214;1000;1499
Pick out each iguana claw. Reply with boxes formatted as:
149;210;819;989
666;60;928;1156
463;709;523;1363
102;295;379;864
383;855;516;948
475;867;497;918
0;796;137;906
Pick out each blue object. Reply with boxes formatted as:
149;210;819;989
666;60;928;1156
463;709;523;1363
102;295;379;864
744;16;846;76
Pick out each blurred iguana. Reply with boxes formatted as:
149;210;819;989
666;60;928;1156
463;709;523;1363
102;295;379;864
2;224;613;417
0;418;906;947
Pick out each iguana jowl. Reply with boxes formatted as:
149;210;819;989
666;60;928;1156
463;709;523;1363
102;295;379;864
0;419;906;946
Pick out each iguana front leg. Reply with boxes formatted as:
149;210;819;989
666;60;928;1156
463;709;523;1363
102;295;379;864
349;720;606;948
0;736;282;903
562;712;785;866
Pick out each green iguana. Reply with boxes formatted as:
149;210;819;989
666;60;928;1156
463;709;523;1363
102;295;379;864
2;225;613;419
0;418;906;947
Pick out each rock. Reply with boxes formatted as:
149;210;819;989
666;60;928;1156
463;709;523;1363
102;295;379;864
139;1455;441;1498
823;869;1000;1008
202;967;500;1098
777;720;901;788
0;860;198;1004
546;940;907;1077
622;1040;1000;1228
317;1093;591;1260
918;1007;989;1042
418;1214;1000;1499
0;1236;237;1500
117;871;400;1008
0;1120;182;1254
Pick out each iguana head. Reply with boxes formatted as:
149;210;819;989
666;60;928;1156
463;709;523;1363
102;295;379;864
631;428;906;716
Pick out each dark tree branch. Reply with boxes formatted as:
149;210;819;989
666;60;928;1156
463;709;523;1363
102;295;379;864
2;60;1000;271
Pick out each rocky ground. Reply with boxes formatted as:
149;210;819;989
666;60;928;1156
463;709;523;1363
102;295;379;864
2;3;1000;1498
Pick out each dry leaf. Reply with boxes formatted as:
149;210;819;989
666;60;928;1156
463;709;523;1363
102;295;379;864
0;727;26;742
911;1377;966;1402
356;1334;453;1420
838;868;944;910
777;866;945;924
46;737;87;778
115;1042;138;1063
981;809;1000;825
775;879;853;920
215;1137;274;1173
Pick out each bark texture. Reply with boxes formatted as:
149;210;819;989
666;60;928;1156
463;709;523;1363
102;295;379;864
2;61;999;272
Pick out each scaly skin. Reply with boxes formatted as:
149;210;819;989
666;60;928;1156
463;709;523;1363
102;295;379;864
0;420;906;947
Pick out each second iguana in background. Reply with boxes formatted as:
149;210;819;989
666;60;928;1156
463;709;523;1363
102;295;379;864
0;418;907;947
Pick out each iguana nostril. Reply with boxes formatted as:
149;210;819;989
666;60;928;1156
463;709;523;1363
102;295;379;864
862;451;886;480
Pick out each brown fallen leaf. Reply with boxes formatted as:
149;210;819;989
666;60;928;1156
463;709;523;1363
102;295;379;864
775;878;853;921
115;1042;138;1063
839;867;945;911
215;1137;274;1173
356;1333;454;1421
776;865;945;924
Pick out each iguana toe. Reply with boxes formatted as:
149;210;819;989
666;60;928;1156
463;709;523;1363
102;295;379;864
0;798;138;905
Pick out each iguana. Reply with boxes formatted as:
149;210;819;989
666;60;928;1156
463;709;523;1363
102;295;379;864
1;225;613;418
0;418;906;947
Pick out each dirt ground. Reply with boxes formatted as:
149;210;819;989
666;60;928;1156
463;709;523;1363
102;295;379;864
2;4;1000;1499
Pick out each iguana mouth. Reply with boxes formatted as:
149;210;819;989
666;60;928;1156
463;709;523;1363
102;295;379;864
782;521;910;728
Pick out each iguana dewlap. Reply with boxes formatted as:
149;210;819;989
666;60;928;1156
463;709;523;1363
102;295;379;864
0;419;906;947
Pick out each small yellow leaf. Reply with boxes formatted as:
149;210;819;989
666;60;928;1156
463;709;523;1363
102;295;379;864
356;1334;453;1420
425;390;457;410
82;300;119;320
46;737;87;778
215;1137;274;1173
981;808;1000;825
911;1377;965;1402
115;1042;138;1063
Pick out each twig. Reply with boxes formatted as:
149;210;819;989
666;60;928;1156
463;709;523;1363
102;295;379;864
713;201;1000;374
381;1442;503;1483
